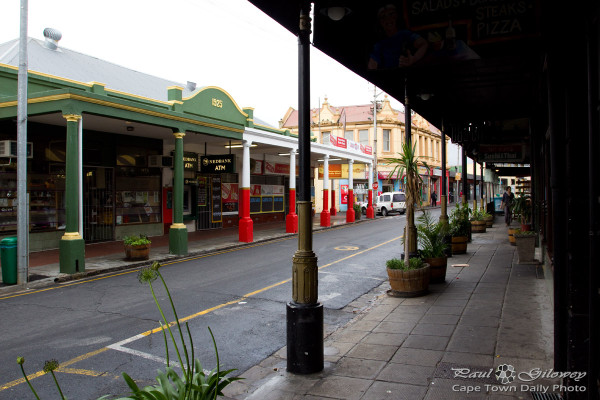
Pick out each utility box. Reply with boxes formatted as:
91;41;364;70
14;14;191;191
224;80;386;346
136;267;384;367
1;236;18;285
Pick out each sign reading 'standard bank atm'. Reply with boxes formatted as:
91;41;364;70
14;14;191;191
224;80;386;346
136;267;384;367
200;155;235;173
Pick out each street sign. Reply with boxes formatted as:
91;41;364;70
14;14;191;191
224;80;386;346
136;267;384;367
372;183;378;190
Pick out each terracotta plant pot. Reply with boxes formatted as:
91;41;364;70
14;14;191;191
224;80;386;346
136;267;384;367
125;244;151;260
387;264;430;297
508;228;517;246
471;220;487;233
451;236;468;254
424;256;447;283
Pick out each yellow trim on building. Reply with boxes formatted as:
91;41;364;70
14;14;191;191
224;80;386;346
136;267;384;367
173;132;186;139
61;232;82;240
170;223;186;229
0;93;245;134
167;86;184;91
63;114;82;122
183;86;248;118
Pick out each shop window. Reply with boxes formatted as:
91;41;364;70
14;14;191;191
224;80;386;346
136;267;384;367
322;131;330;145
115;167;161;224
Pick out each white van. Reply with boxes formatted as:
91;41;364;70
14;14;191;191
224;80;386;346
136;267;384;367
375;192;406;216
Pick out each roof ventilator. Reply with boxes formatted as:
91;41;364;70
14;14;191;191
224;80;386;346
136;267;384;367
42;28;62;50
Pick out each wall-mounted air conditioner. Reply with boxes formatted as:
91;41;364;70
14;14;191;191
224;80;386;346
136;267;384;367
0;140;33;158
148;155;173;168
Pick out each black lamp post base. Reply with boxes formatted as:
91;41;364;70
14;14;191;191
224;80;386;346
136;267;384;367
286;302;324;374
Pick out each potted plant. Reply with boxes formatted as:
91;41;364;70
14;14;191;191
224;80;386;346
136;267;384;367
417;210;448;283
384;142;429;262
386;257;430;297
353;203;362;220
123;234;151;260
470;207;487;233
449;202;470;254
513;229;537;263
483;211;494;228
512;195;532;231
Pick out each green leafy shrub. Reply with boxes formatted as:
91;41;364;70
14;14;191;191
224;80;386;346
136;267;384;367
386;257;424;271
416;210;448;258
123;234;151;246
449;202;471;237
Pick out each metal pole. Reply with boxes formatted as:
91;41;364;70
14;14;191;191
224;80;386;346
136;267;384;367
287;1;323;374
440;120;448;225
404;77;416;257
16;0;29;285
373;86;378;188
461;146;467;204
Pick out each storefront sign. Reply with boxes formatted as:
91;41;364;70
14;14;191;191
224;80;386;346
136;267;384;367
198;177;207;206
328;135;372;156
318;163;367;179
265;161;290;175
222;183;239;214
480;144;524;163
341;184;349;204
211;176;222;223
171;151;199;171
200;154;235;173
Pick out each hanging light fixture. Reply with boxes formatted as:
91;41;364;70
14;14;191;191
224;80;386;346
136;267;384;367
320;4;351;21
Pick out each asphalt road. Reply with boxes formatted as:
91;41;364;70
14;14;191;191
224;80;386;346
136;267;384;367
0;211;435;399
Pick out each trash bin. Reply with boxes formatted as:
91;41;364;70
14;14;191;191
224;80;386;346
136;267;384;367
1;236;18;285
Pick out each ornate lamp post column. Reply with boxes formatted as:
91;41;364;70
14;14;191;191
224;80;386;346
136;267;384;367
239;140;254;242
346;160;355;222
286;149;298;233
320;155;330;226
367;163;375;218
169;131;188;255
287;1;323;374
59;114;85;274
440;122;449;226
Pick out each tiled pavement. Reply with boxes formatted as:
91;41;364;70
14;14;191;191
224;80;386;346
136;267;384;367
223;223;556;400
0;212;557;399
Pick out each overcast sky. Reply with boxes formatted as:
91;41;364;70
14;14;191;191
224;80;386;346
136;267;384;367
1;0;462;164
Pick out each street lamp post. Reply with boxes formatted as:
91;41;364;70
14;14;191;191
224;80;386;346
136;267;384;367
286;2;323;374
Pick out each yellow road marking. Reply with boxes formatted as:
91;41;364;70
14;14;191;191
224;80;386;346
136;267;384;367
1;348;109;390
0;228;399;392
334;246;359;251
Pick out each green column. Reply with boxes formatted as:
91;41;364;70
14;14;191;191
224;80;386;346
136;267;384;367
169;131;188;255
59;114;85;274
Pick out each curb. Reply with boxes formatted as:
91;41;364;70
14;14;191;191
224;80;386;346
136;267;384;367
1;217;375;294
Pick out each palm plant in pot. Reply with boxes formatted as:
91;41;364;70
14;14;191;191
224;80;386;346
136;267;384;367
384;142;430;296
512;194;532;231
417;210;449;283
449;202;470;254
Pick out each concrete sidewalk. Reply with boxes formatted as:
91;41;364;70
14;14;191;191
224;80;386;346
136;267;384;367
222;222;557;400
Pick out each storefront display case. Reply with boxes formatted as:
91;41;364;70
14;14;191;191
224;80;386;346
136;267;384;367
0;171;65;233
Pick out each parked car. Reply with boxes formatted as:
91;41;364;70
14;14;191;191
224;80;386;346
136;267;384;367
375;192;406;216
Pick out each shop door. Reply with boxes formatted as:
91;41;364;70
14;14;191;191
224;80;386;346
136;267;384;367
197;175;222;230
83;167;115;242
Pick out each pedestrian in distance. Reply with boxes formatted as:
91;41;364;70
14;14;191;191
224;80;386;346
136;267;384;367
431;191;437;207
500;186;515;226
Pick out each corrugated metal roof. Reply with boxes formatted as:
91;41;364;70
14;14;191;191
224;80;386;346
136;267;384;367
0;37;196;102
0;37;197;101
